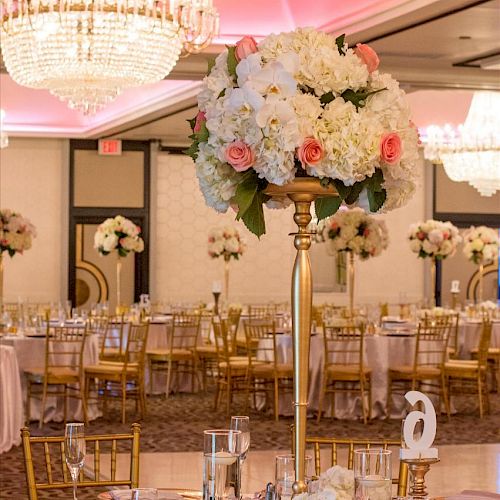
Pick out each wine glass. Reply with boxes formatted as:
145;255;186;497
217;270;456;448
64;423;86;500
230;416;250;464
131;488;158;499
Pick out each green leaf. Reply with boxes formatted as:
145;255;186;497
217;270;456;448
332;179;351;200
344;181;365;205
341;87;386;109
196;121;209;143
226;45;238;78
218;89;226;99
207;57;216;74
183;142;199;160
241;191;266;238
335;34;346;55
187;117;196;131
315;196;342;221
320;92;334;105
367;187;387;212
234;173;259;220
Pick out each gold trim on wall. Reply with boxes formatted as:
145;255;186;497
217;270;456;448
466;260;499;301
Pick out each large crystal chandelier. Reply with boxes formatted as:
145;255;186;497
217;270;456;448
0;0;219;114
424;91;500;197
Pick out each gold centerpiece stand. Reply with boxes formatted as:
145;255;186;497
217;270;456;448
264;177;338;494
402;457;440;499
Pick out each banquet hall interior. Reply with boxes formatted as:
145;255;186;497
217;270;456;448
0;0;499;498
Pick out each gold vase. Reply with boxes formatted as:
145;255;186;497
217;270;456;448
348;251;355;316
116;255;122;312
264;177;338;493
223;254;230;304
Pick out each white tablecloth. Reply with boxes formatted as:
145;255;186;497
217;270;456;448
0;333;100;423
0;345;24;454
458;320;500;358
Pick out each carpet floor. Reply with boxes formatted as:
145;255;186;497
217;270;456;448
1;389;499;499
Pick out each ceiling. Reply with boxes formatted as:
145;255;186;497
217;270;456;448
1;0;499;142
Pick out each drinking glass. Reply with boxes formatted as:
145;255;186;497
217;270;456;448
230;416;250;464
131;488;158;499
203;429;241;500
354;449;392;500
64;423;86;500
275;454;313;500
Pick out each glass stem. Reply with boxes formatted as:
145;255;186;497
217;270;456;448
73;478;77;500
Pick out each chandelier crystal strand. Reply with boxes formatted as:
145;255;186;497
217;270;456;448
0;0;219;114
423;92;500;197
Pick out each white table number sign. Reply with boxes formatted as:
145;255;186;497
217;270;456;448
400;391;439;459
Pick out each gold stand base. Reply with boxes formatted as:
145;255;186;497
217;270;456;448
402;457;439;499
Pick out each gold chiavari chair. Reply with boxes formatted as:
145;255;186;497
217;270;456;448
248;304;278;318
213;317;250;414
443;319;492;418
147;313;202;397
296;434;408;497
88;315;109;339
85;322;149;424
387;314;452;417
99;314;127;361
446;312;461;359
25;324;88;428
21;423;141;500
244;319;293;421
317;323;371;424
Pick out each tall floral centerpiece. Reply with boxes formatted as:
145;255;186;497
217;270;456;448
208;226;245;303
321;208;388;313
186;28;419;491
0;209;37;302
408;219;461;306
94;215;144;310
463;226;499;302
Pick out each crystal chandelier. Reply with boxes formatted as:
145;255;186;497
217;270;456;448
423;91;500;197
0;0;219;114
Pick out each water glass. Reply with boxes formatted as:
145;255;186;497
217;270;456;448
131;488;158;499
203;429;241;500
275;454;313;500
64;423;86;500
354;449;392;500
230;416;250;463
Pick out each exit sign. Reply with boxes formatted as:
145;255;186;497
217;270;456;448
98;139;122;155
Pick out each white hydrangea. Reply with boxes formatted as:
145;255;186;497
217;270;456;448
408;219;461;259
207;225;245;259
462;225;499;264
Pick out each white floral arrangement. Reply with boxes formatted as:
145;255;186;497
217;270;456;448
208;226;245;260
408;219;461;260
185;28;420;236
0;209;37;257
320;208;389;260
462;226;499;265
94;215;144;257
295;465;354;500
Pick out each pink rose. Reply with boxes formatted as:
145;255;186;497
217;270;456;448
225;141;255;172
193;111;206;133
297;137;324;168
354;43;379;73
235;36;258;61
380;132;402;165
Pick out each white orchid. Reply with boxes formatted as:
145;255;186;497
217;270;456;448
247;60;297;98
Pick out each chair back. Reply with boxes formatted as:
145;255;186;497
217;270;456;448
124;322;150;373
300;434;408;497
100;315;126;360
414;314;452;370
476;319;493;368
21;424;141;500
44;324;87;379
322;323;365;370
447;312;460;357
248;304;277;318
243;319;277;367
213;317;232;365
170;313;201;353
227;308;242;353
88;315;109;338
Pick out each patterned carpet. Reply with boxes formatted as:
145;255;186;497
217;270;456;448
1;389;499;499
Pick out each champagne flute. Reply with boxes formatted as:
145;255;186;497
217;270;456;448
64;423;86;500
230;416;250;464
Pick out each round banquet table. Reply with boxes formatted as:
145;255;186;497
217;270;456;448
0;332;100;424
257;332;442;419
458;319;500;358
0;345;24;454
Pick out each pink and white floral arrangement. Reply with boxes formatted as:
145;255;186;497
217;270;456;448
186;28;420;236
295;465;354;500
408;219;461;260
208;226;245;261
0;209;37;257
462;226;499;265
320;208;389;259
94;215;144;257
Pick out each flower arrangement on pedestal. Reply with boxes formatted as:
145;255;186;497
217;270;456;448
185;28;420;236
408;220;461;260
0;209;37;300
94;215;144;308
462;226;499;265
462;225;499;302
208;226;245;260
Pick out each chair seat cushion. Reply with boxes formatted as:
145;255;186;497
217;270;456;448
326;364;371;381
218;359;249;371
25;367;79;384
197;345;217;356
252;363;293;377
389;365;441;378
85;362;138;376
147;348;193;361
444;360;485;376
